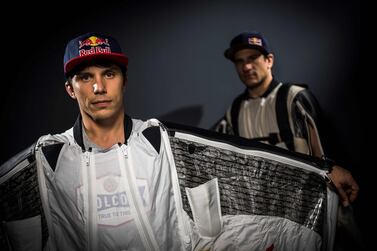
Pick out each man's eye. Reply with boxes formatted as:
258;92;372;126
77;74;91;81
105;71;115;78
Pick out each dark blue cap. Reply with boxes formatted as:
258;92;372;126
224;31;271;61
64;32;128;76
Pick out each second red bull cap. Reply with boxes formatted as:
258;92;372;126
64;32;128;76
224;31;271;61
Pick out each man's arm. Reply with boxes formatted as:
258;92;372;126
296;90;359;206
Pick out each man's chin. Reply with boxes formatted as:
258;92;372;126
245;81;261;89
89;110;116;122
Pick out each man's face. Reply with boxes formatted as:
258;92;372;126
233;48;273;89
68;64;126;122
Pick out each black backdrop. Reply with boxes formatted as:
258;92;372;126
1;0;365;247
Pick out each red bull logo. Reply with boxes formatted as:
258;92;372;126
79;36;110;48
78;36;112;56
79;46;111;56
248;37;262;46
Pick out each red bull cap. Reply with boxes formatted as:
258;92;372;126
224;31;271;61
64;32;128;76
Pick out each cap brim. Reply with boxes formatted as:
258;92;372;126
64;53;128;76
224;44;269;61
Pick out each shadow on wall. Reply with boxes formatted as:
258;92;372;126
158;105;203;128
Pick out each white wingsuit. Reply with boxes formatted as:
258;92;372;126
1;116;337;251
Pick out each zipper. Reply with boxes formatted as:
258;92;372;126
118;145;159;251
174;131;327;177
169;124;319;167
160;129;192;246
83;149;98;251
0;157;33;185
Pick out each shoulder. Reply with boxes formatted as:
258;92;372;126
132;118;165;154
131;118;164;135
280;83;318;107
291;85;319;107
34;132;75;172
285;83;308;98
37;129;75;146
283;84;321;117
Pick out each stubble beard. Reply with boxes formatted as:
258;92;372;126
246;74;266;91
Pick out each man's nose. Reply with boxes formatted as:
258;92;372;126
93;77;106;94
243;62;253;71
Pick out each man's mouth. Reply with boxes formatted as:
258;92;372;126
92;100;111;108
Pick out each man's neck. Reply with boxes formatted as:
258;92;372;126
82;112;125;149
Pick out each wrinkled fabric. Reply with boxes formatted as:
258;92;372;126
170;130;338;251
36;119;190;251
0;119;338;251
194;215;322;251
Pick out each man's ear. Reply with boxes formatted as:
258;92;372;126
65;81;76;99
267;53;274;68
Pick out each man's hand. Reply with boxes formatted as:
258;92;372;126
328;165;359;207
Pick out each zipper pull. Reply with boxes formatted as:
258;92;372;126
321;155;335;184
85;147;92;167
118;143;128;158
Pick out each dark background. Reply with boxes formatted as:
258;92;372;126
1;0;365;248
